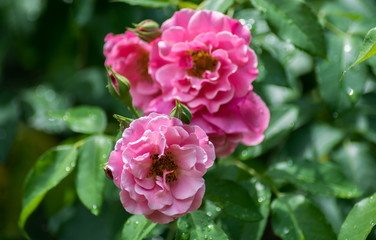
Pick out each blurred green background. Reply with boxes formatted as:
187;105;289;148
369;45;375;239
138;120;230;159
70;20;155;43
0;0;175;239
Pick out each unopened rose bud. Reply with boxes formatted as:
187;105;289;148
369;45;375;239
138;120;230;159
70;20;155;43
129;20;161;43
106;67;133;108
170;100;192;124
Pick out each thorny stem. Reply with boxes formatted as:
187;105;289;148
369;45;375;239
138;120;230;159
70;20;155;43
233;160;281;197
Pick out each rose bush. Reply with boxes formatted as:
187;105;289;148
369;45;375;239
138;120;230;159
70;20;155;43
106;113;215;224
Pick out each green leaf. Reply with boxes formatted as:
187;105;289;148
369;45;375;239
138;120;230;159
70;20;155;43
282;123;345;160
267;160;362;198
202;0;234;13
347;27;376;69
64;106;107;134
271;194;336;240
176;210;229;240
220;178;271;240
19;145;78;236
257;49;289;87
316;32;367;112
76;135;113;215
338;193;376;240
111;0;175;8
205;178;262;222
332;142;376;195
239;104;299;159
121;215;157;240
251;0;326;57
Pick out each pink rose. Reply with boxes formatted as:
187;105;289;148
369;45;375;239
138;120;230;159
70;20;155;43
144;9;269;157
104;31;160;109
148;9;258;113
146;91;270;157
106;113;215;224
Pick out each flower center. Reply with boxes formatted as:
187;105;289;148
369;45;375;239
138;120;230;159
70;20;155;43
137;51;153;82
187;50;218;78
148;151;178;182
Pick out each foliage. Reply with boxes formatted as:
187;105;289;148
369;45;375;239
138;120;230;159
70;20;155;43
1;0;376;239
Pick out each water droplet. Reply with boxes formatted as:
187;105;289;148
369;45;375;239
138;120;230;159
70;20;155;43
206;211;212;217
289;121;295;127
135;220;139;225
207;224;214;231
344;44;352;53
259;65;265;71
287;160;293;166
370;196;374;200
126;219;131;225
65;167;70;171
347;88;354;96
93;205;97;209
181;232;190;240
215;207;221;212
71;162;75;167
332;112;338;119
241;150;248;158
258;197;265;203
102;154;107;158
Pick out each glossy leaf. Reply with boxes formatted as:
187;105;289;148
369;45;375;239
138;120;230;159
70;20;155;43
251;0;326;57
338;193;376;240
64;106;107;134
176;210;229;240
205;178;262;222
316;32;367;112
121;215;157;240
220;178;271;240
271;194;336;240
332;142;376;195
19;145;78;236
112;0;175;8
267;160;362;198
202;0;234;13
239;104;298;159
76;135;113;215
348;27;376;69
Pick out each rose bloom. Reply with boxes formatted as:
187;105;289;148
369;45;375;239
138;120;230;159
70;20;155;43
146;9;270;157
106;113;215;224
104;31;160;109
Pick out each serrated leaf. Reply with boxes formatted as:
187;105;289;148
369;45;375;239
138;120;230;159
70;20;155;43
64;106;107;134
176;210;229;240
347;27;376;69
338;193;376;240
205;178;262;222
112;0;175;8
271;194;336;240
19;145;78;237
121;215;157;240
202;0;234;13
239;104;298;159
76;135;113;215
251;0;326;57
267;160;362;198
316;32;367;112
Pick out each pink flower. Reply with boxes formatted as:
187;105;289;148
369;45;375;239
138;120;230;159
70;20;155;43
106;113;215;224
148;9;258;113
147;91;270;157
144;9;269;157
104;31;160;109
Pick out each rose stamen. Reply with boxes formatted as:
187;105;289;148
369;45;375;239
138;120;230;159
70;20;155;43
148;151;178;182
187;50;218;78
137;51;152;83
